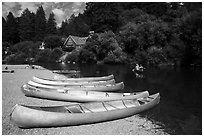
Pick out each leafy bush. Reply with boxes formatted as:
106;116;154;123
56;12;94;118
49;48;64;62
119;8;156;25
14;52;27;63
119;22;141;54
65;49;80;62
11;41;40;57
163;35;186;65
133;50;148;65
97;31;121;60
103;52;117;63
147;46;167;66
78;48;97;63
43;35;63;49
5;52;27;64
4;54;16;64
120;20;171;54
103;48;127;64
35;49;52;62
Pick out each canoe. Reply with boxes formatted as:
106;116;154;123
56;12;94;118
2;70;14;73
32;76;115;86
10;93;160;128
27;80;124;92
21;84;149;102
52;70;80;74
132;68;144;73
53;74;114;82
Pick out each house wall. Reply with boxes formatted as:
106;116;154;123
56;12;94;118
65;38;76;47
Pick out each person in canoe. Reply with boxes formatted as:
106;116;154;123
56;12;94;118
132;64;145;73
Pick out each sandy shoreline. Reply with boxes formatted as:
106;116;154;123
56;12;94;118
2;65;168;135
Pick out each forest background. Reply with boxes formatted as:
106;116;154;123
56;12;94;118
2;2;202;67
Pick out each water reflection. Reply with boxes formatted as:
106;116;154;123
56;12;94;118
37;63;202;135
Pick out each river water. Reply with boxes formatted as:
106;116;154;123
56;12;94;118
38;62;202;135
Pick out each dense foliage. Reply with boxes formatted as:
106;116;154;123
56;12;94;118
43;35;63;49
46;12;57;35
2;2;202;66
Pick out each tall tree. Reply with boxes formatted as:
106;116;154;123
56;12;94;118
179;8;202;66
84;2;121;32
68;14;76;23
59;19;68;36
46;12;57;35
74;13;90;36
19;8;35;41
183;2;202;12
5;12;19;44
2;17;8;42
35;6;46;41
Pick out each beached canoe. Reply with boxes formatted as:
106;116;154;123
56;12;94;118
52;70;80;74
27;80;124;92
2;70;14;73
21;84;149;102
32;76;115;86
10;93;160;128
53;74;114;82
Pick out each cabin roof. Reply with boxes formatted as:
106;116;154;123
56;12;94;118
64;35;88;45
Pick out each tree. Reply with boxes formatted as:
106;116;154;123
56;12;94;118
35;6;46;41
2;17;8;42
46;12;57;35
19;8;35;41
5;12;19;44
84;2;121;32
120;19;171;59
183;2;202;12
43;35;63;49
179;8;202;66
58;13;90;37
69;14;90;36
139;2;169;18
59;19;68;36
119;8;156;26
161;3;187;23
68;14;76;23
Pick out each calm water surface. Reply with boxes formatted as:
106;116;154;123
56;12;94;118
38;62;202;135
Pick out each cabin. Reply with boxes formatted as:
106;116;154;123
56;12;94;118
63;35;89;52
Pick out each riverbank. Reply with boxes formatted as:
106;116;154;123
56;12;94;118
2;65;168;135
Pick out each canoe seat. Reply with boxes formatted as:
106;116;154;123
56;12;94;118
103;101;123;110
79;105;93;113
81;103;108;113
64;90;69;93
66;106;83;113
138;99;149;105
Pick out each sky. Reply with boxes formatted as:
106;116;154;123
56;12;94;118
2;2;86;26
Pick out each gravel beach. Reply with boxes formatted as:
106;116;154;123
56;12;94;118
2;65;168;135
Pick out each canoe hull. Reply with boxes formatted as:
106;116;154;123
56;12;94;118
10;93;160;128
21;84;149;102
27;80;124;92
53;74;114;82
32;76;115;86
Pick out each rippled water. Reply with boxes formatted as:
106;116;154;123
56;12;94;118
38;62;202;135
